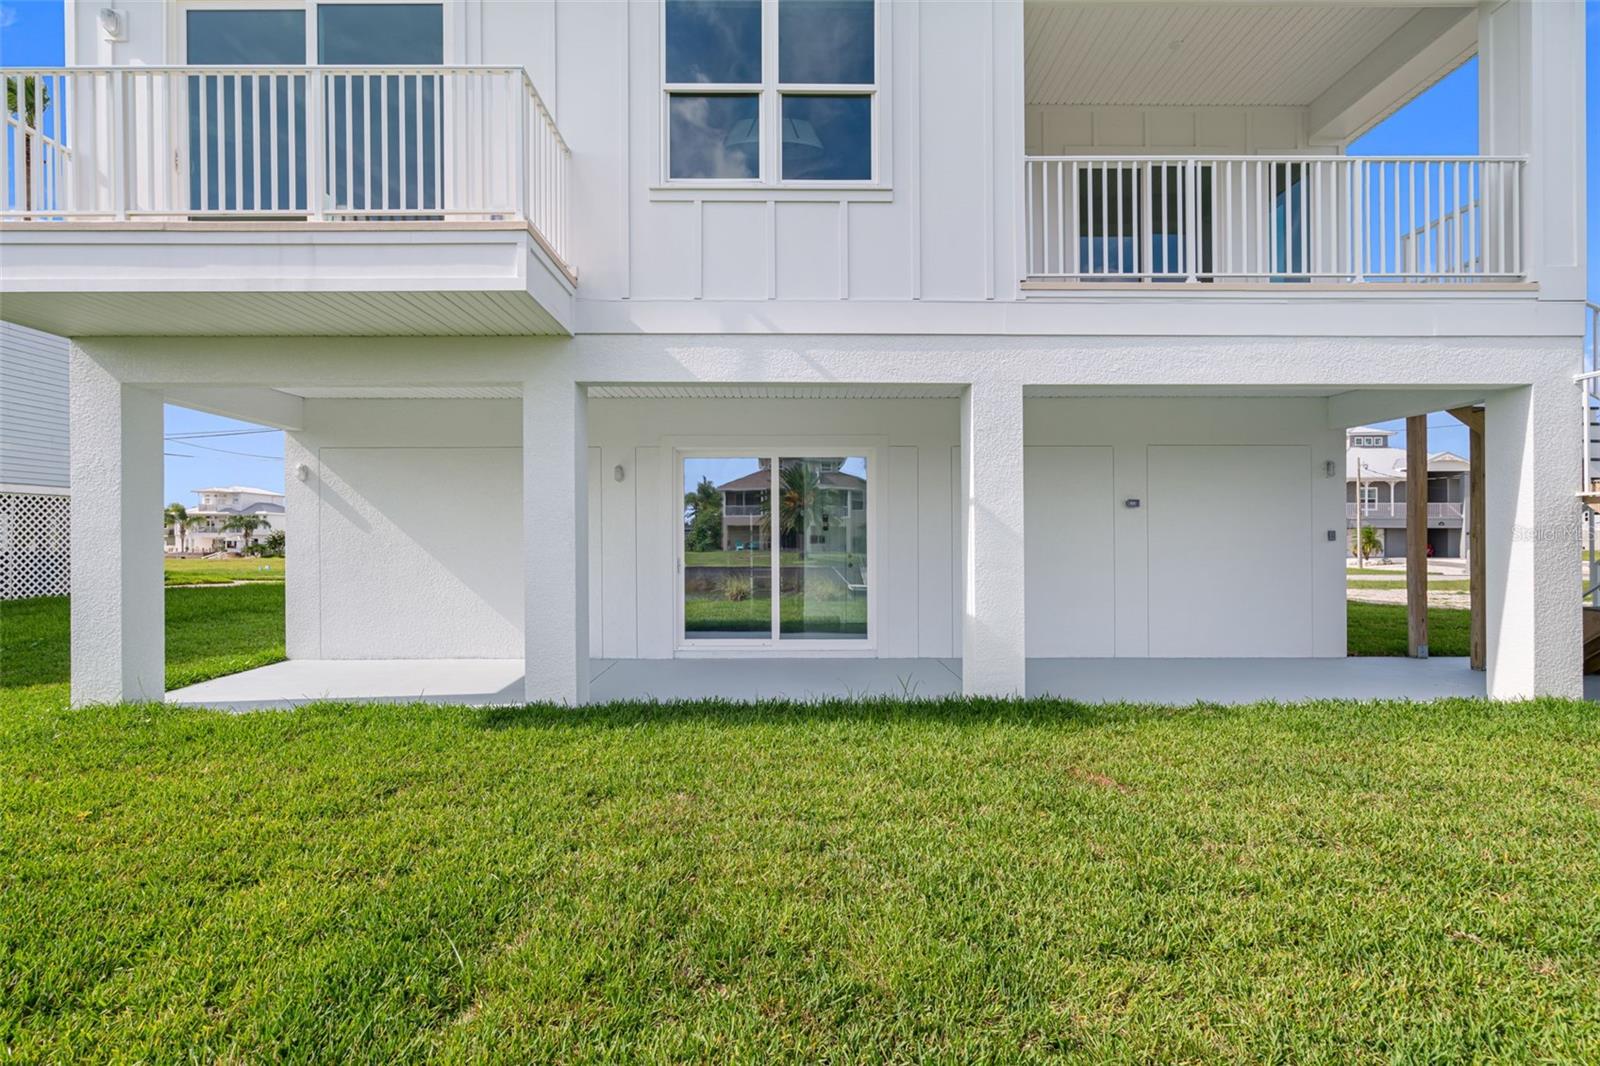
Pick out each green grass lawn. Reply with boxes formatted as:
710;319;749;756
1;692;1596;1060
685;551;861;567
685;595;869;635
1346;602;1470;656
0;584;287;693
1347;579;1471;592
164;556;286;585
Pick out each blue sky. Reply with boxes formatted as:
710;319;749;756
3;0;1597;484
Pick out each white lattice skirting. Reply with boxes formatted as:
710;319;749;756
1;491;70;600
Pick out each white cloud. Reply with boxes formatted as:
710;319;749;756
0;7;18;31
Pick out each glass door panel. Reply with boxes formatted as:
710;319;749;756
777;456;868;640
317;4;445;217
683;457;772;640
186;9;308;214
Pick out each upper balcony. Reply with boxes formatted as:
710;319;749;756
1017;1;1534;296
0;65;575;336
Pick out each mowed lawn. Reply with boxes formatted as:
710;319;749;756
1;584;286;692
1;689;1597;1059
164;556;287;585
3;587;1593;1058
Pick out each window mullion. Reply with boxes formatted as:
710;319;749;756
763;0;778;184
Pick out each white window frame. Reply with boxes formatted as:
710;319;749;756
670;439;882;656
658;0;889;193
173;0;463;66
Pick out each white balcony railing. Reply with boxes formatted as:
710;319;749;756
1024;156;1524;284
1;66;572;272
1346;502;1465;521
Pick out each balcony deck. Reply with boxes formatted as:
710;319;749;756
0;66;575;336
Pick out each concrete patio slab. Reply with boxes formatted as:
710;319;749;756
165;655;1536;711
167;658;526;711
1028;657;1488;705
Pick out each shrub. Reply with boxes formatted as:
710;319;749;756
722;574;753;601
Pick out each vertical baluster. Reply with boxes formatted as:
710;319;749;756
1067;160;1078;277
343;72;354;214
198;72;210;211
1054;160;1064;276
1468;162;1478;275
434;72;444;214
1097;161;1107;277
1;75;12;215
1511;161;1521;276
289;72;301;214
1454;159;1464;276
380;72;390;213
229;72;242;212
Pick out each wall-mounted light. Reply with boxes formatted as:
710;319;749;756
613;464;626;483
98;7;126;41
294;463;310;482
1324;459;1338;478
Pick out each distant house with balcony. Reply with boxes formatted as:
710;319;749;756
169;486;285;555
715;460;867;554
0;0;1585;706
1346;427;1468;559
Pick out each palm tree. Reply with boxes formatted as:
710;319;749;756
1358;524;1383;564
163;503;190;552
221;514;267;553
778;461;820;544
6;76;52;213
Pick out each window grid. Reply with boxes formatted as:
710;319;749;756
662;0;879;187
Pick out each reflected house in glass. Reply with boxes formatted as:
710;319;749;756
715;459;865;556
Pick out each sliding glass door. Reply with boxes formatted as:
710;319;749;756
680;453;870;647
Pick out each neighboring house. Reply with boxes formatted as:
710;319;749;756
1345;427;1469;559
0;0;1585;705
0;322;69;599
169;486;286;555
714;459;867;554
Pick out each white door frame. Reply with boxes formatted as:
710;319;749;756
668;437;883;657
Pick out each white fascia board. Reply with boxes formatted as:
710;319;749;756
1307;6;1479;146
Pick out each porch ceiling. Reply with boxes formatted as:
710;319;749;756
1024;2;1471;108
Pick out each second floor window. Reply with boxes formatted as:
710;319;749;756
664;0;876;184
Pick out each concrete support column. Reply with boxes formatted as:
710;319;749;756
69;346;164;705
523;371;589;705
1484;382;1582;699
960;381;1026;696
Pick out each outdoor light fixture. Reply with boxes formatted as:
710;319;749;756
614;464;626;483
295;463;310;482
98;8;126;41
1324;459;1338;478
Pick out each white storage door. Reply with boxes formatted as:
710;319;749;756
1025;446;1117;657
1147;445;1313;657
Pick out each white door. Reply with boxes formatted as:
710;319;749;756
1025;446;1116;657
1146;445;1313;657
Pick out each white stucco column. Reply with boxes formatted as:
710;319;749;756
69;346;164;706
523;371;589;704
960;380;1027;696
1484;381;1582;699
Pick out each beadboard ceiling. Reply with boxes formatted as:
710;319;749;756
1025;3;1462;108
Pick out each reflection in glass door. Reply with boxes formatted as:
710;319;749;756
683;457;772;640
777;457;868;639
680;453;869;645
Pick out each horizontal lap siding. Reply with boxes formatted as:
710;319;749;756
0;323;70;490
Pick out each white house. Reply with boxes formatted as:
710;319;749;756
0;0;1585;706
169;485;286;555
0;322;70;599
1345;426;1469;559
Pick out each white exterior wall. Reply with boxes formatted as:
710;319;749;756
284;399;523;660
586;397;961;660
1025;398;1347;659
